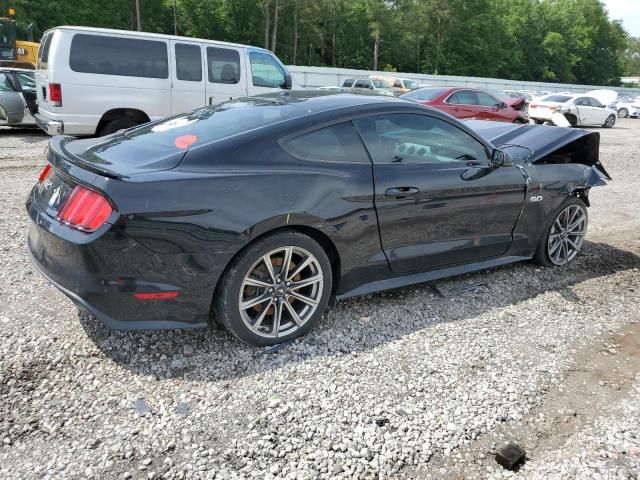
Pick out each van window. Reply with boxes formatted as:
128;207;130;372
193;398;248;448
37;32;53;70
69;34;168;79
207;47;240;84
249;52;285;88
175;43;202;82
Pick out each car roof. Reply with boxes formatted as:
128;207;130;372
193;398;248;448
0;67;34;73
45;26;272;53
258;90;408;108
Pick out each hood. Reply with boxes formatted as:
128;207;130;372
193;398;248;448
465;120;611;180
504;97;526;109
586;89;618;105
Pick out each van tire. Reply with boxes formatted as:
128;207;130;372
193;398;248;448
98;118;138;136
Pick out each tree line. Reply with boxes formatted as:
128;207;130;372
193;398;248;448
6;0;638;86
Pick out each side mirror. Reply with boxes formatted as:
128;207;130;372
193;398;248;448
490;148;513;167
369;85;375;90
282;74;293;90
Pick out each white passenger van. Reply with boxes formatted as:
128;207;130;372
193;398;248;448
35;26;293;136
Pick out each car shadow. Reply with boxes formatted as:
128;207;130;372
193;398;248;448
79;241;640;382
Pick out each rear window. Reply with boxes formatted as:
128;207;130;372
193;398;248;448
69;34;168;79
542;95;572;103
124;98;312;149
402;87;448;101
37;32;53;70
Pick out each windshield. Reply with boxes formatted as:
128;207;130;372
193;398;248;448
372;79;391;89
0;20;16;48
401;87;448;101
542;95;572;103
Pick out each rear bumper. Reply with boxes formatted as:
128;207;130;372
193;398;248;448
28;245;208;331
26;202;219;330
35;112;63;135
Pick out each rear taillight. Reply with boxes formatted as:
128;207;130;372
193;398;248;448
38;164;52;182
48;83;62;106
56;185;112;232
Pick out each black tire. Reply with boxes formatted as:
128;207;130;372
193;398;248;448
618;108;628;118
534;197;588;267
214;230;333;346
603;114;616;128
98;117;138;136
565;114;578;127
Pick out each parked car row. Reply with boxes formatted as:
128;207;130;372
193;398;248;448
400;87;528;123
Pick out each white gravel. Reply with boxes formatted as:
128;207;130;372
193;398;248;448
0;121;639;479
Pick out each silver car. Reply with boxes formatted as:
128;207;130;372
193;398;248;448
0;68;36;127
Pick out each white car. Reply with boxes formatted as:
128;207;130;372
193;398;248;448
35;26;293;136
528;94;574;124
616;97;640;118
530;93;617;128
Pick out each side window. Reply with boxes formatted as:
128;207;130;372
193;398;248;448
175;43;202;82
476;92;499;107
0;73;14;92
353;114;489;165
588;97;603;107
69;34;168;78
249;51;285;88
283;122;369;163
574;97;586;106
15;73;35;92
207;47;240;84
342;79;354;87
447;92;460;104
37;32;53;70
394;79;402;88
355;80;369;88
456;90;479;105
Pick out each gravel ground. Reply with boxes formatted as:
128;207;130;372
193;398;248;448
0;121;639;480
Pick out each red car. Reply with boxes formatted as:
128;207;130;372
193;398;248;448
401;87;527;123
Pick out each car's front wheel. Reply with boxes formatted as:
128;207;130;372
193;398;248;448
214;231;333;346
534;198;588;267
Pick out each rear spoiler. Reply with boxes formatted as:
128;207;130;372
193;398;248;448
48;136;125;179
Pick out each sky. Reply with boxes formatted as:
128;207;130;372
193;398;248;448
602;0;640;36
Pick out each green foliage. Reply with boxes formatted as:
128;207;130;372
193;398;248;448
5;0;630;86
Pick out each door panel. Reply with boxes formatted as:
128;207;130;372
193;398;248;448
205;45;247;106
170;41;206;114
353;113;526;274
372;164;525;272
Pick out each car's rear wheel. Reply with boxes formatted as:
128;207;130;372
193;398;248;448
603;114;616;128
534;198;588;267
618;108;628;118
214;231;332;346
99;117;138;136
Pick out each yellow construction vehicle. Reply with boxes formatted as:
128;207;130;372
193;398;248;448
0;6;39;68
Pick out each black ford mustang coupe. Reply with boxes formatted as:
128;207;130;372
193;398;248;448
27;92;610;345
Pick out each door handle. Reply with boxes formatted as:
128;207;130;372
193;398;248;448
385;187;419;198
209;96;213;105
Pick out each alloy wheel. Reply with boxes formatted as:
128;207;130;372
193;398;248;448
238;246;324;339
605;115;616;128
547;204;587;265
